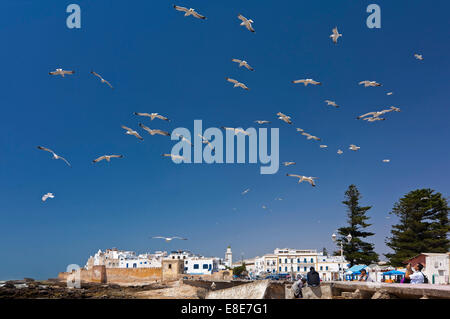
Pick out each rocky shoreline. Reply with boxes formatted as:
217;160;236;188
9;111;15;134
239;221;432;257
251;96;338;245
0;278;169;299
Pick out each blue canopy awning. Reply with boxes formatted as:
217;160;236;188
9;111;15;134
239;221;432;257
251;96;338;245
383;270;405;276
346;265;367;274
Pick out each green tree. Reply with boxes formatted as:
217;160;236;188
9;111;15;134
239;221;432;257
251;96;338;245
322;247;328;256
232;263;247;277
385;189;450;267
336;185;379;266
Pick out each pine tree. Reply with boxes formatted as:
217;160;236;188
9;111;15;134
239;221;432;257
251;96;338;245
322;247;328;256
385;189;450;267
336;185;379;266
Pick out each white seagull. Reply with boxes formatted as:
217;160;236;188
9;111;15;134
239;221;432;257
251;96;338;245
152;236;188;242
349;144;360;151
319;145;328;148
198;134;214;149
414;53;424;61
232;59;254;71
134;112;171;122
241;188;251;195
357;107;395;119
296;128;304;132
37;146;71;166
162;153;187;161
93;155;123;163
359;80;382;87
330;27;342;44
49;68;75;77
283;162;296;166
286;174;317;187
337;149;343;155
121;125;143;140
255;120;271;125
221;127;251;135
277;112;292;124
90;71;113;89
301;132;321;141
363;117;385;122
226;77;249;90
139;123;170;136
42;193;55;202
382;159;391;163
174;133;193;146
238;14;255;32
292;79;322;86
325;100;339;108
173;5;206;19
387;92;393;96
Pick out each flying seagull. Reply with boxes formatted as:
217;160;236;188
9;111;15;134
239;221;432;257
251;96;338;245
319;145;328;148
238;14;255;32
42;193;55;202
414;53;424;61
363;117;385;122
221;127;251;135
301;132;321;141
162;153;186;161
174;133;193;146
121;125;143;140
93;155;123;163
286;174;317;187
330;27;342;44
198;134;214;149
325;100;339;108
90;71;113;89
241;188;251;195
152;236;188;242
296;128;304;132
283;162;296;166
49;68;74;77
139;123;170;136
255;120;271;125
387;92;393;96
232;59;254;71
226;77;249;90
134;112;170;122
382;159;391;163
37;146;71;166
292;79;321;86
173;5;206;19
277;112;292;124
337;149;343;155
359;80;382;87
349;144;360;151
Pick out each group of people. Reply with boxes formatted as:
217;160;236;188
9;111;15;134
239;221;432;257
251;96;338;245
292;263;427;298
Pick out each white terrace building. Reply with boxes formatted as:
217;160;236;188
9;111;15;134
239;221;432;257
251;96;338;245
275;248;319;276
85;248;165;269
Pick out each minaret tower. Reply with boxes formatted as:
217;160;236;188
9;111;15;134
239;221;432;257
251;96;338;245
225;246;233;267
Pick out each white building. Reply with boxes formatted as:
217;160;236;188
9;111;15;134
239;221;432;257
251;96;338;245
423;253;450;285
255;254;277;275
85;248;164;269
225;246;232;268
316;253;348;281
275;248;318;276
184;257;219;275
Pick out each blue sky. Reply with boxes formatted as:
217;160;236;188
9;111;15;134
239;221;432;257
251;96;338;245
0;0;449;280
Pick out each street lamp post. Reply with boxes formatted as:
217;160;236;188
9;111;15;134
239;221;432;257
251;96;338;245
332;233;352;281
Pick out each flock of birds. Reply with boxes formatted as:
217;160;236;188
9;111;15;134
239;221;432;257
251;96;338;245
38;5;425;227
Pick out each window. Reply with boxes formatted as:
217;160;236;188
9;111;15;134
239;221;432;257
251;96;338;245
320;266;323;270
304;258;307;263
285;258;287;264
194;264;199;269
140;262;142;265
304;267;307;271
285;267;287;272
203;264;208;269
184;267;188;271
279;259;282;263
168;264;172;269
326;266;329;271
311;258;314;263
279;267;281;272
297;266;300;271
297;259;300;263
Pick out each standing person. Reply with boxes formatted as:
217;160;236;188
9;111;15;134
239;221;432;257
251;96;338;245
359;269;375;282
404;263;426;284
306;267;320;287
